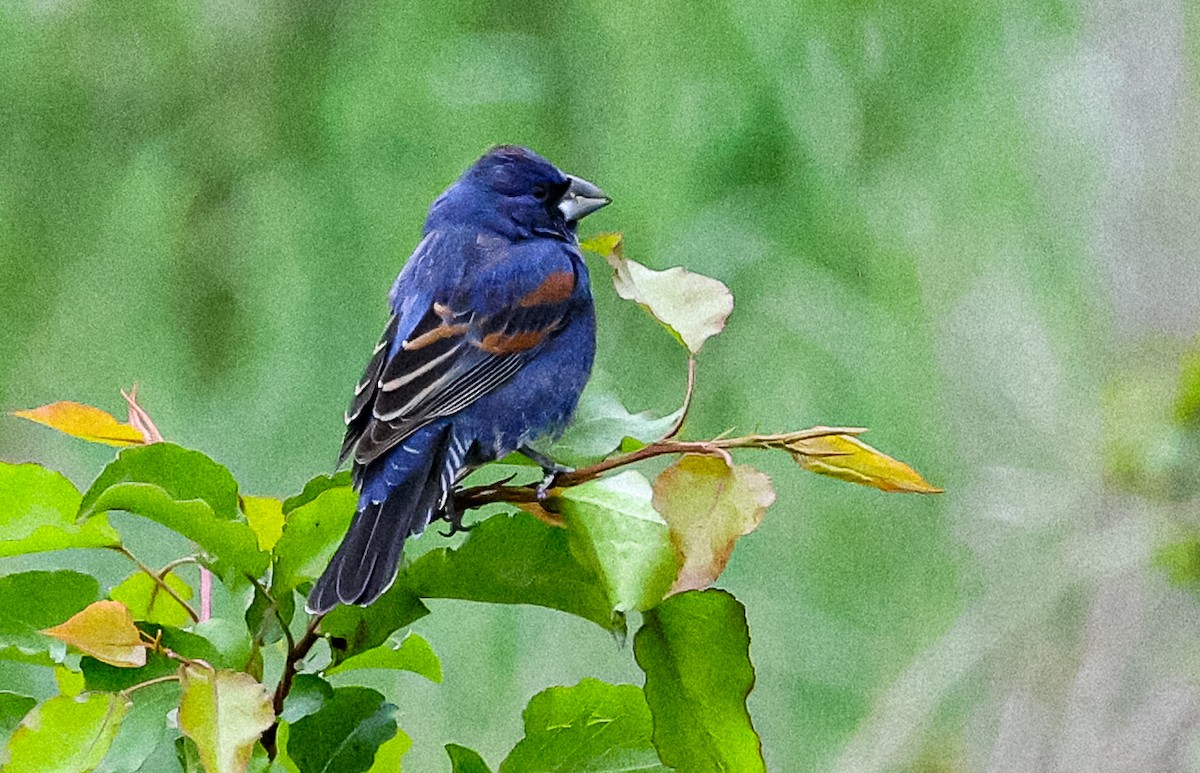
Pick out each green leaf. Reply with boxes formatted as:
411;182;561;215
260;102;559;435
246;583;295;646
554;471;677;618
96;681;179;773
78;444;269;580
652;455;775;593
3;692;129;773
178;665;275;773
546;390;684;467
0;462;121;557
446;744;493;773
0;570;100;665
82;625;231;692
583;233;733;355
0;692;37;749
325;632;441;683
287;686;397;773
280;674;333;724
243;496;285;552
499;678;668;773
321;582;429;666
634;590;763;773
41;600;146;668
109;570;194;628
54;666;86;697
366;728;411;773
404;512;616;632
272;486;357;595
283;472;353;515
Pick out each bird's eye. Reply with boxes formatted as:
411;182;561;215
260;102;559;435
532;185;548;201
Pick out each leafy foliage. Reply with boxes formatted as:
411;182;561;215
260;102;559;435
1;234;939;771
3;692;128;773
635;590;764;772
0;463;120;556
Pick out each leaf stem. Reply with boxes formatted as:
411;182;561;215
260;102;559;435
110;546;201;623
663;356;696;441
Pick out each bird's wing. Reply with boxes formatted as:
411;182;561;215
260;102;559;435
341;244;581;468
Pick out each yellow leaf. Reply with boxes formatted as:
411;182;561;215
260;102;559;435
653;455;775;594
12;402;145;447
242;495;285;552
40;600;146;668
788;433;942;494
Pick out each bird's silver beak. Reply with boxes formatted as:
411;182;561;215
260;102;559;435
558;174;610;222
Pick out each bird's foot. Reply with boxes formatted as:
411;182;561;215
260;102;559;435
438;495;474;537
519;445;574;501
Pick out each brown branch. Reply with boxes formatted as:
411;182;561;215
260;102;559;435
262;613;325;758
454;427;864;511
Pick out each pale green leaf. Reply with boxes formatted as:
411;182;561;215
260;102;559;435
325;632;441;683
546;390;683;467
3;692;129;773
96;681;179;773
403;512;615;632
178;666;274;773
553;471;677;619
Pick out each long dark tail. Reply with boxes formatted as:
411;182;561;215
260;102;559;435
307;424;467;613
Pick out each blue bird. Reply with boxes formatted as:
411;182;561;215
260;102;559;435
308;146;610;613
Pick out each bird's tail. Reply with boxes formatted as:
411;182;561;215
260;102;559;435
307;423;467;613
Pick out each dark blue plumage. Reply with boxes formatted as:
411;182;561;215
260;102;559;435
308;146;610;613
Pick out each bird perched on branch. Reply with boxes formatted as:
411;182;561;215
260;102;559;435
308;146;610;613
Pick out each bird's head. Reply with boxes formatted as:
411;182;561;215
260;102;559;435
430;146;610;238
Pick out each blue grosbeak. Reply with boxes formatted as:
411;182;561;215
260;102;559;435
308;146;610;613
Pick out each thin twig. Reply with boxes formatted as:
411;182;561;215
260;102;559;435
263;614;324;759
110;546;200;623
157;556;200;578
119;673;179;699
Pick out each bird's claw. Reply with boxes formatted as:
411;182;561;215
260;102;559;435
438;509;473;537
438;494;473;537
535;464;573;501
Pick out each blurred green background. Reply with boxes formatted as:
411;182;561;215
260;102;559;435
5;0;1200;770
